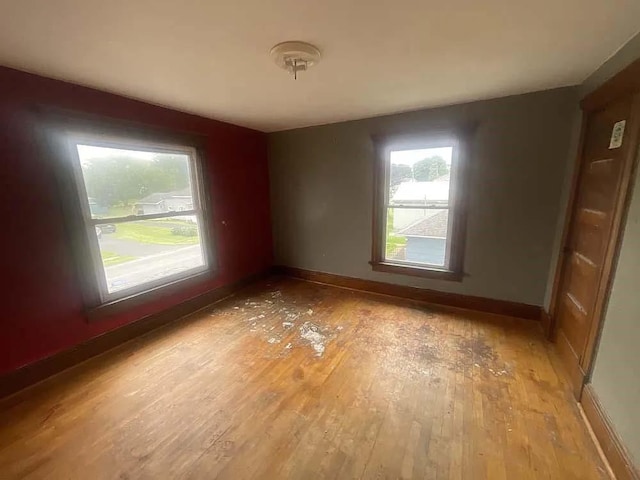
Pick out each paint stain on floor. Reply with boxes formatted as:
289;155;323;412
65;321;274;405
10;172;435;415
216;282;341;357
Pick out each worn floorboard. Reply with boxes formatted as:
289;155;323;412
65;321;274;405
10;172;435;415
0;277;608;479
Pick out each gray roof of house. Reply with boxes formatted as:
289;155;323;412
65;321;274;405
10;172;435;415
399;210;449;238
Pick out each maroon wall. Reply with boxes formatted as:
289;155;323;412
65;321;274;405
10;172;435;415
0;67;273;375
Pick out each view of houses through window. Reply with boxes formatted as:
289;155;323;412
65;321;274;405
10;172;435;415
76;142;207;297
385;146;453;268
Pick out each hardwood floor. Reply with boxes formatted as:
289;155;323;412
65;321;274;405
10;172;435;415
0;277;608;479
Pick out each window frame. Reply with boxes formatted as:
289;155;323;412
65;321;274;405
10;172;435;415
370;127;474;281
38;109;217;321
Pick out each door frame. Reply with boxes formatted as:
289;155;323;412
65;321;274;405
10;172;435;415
548;58;640;389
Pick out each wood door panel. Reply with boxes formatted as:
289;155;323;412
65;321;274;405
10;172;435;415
577;208;607;229
580;163;622;213
556;330;587;395
567;253;598;307
584;158;619;192
558;298;589;360
571;252;598;279
586;157;617;177
580;191;613;215
572;215;607;264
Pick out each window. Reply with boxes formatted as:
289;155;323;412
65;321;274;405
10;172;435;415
371;129;472;280
48;120;214;314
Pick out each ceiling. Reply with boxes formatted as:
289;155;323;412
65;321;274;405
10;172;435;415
1;1;639;132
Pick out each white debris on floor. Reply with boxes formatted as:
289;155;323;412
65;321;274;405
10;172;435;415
299;322;327;356
228;287;339;357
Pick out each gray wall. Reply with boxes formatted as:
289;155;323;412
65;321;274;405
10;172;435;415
269;87;578;306
542;108;581;310
583;31;640;467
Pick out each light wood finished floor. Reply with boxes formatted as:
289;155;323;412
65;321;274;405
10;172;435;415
0;277;608;479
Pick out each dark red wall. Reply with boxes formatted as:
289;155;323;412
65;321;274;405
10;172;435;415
0;66;273;375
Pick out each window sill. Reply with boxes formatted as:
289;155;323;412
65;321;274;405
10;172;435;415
370;261;463;281
86;269;215;323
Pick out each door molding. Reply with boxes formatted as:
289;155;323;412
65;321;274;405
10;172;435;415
548;58;640;383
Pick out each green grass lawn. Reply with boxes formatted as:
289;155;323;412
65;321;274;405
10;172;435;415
385;209;406;256
101;251;137;266
113;222;199;245
386;233;407;255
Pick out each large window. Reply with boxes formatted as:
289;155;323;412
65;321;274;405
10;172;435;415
53;125;213;311
371;130;471;280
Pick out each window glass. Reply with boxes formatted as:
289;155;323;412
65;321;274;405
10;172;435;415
94;218;206;294
385;147;453;268
68;137;209;302
76;145;194;219
385;208;450;267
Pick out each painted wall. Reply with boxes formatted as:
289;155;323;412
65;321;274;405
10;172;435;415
0;67;272;376
542;107;582;310
582;32;640;467
269;88;578;305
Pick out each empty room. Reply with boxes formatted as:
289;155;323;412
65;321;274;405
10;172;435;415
1;1;640;479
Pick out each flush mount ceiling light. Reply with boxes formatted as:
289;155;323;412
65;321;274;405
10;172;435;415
270;41;321;80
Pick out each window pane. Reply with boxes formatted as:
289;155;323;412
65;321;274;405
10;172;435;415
385;207;449;267
94;217;206;294
76;144;194;219
389;147;453;207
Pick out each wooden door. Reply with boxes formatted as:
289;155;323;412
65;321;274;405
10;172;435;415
553;89;640;397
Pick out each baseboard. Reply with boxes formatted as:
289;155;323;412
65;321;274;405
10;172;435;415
581;384;640;480
0;269;269;400
274;266;541;320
